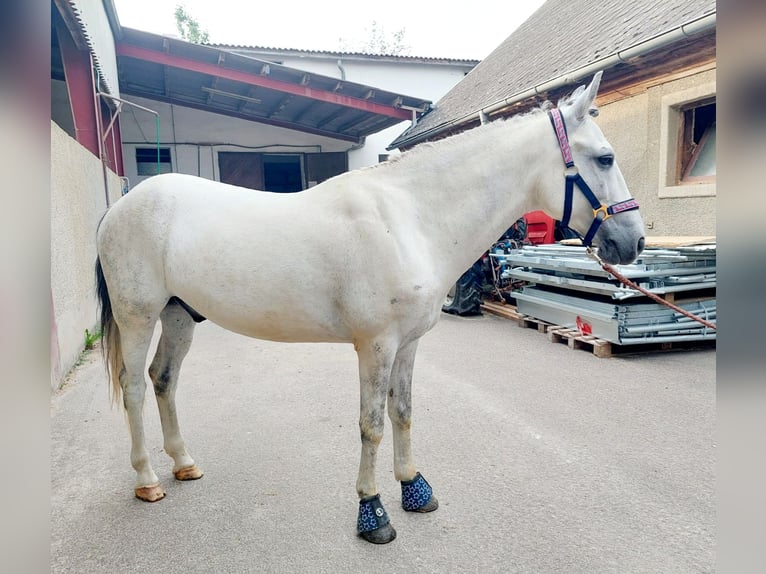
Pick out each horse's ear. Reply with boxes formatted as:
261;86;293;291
571;71;602;123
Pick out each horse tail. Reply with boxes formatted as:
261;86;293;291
95;256;124;407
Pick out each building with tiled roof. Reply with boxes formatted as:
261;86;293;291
389;0;716;238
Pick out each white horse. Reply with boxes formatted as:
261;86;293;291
95;72;644;544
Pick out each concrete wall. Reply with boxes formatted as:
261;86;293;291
51;121;122;390
597;68;716;236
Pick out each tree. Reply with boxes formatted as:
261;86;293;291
339;21;410;55
174;4;210;44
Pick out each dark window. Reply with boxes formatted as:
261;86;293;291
679;100;715;183
136;147;172;176
262;154;303;193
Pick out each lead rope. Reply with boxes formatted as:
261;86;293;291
585;247;717;330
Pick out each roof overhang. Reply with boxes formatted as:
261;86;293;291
389;12;716;150
115;28;432;144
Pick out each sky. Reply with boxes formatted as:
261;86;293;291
112;0;547;61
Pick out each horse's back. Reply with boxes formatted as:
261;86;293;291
97;173;442;344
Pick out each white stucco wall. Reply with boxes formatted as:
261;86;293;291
51;121;122;390
267;54;472;100
118;95;358;187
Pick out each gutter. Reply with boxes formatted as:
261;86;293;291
101;0;123;40
389;11;716;150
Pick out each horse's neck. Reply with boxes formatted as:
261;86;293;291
389;113;547;284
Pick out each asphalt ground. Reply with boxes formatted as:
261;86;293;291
51;312;715;573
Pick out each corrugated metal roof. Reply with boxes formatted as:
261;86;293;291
390;0;715;149
212;44;480;66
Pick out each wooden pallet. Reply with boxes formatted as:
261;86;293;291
481;300;716;358
481;301;553;333
547;326;716;358
547;327;614;358
480;300;522;320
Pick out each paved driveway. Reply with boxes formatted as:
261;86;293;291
51;312;715;573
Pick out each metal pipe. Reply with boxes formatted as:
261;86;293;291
101;100;122;145
91;55;112;208
619;333;716;344
624;321;715;334
98;92;162;179
98;92;161;116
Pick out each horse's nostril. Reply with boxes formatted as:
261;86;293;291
637;237;645;253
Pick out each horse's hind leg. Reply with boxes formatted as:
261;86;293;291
118;318;166;502
148;301;203;482
388;340;438;513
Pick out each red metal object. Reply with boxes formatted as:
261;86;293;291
58;22;100;157
116;43;412;121
524;210;556;244
576;316;593;335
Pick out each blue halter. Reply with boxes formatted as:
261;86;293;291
547;108;639;247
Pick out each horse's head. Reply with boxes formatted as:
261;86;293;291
540;72;645;265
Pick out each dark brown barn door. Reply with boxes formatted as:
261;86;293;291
218;152;264;190
218;151;348;191
305;152;347;187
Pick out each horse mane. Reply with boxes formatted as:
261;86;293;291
364;79;602;174
370;102;555;172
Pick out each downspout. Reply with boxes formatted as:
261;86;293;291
337;59;346;80
393;12;716;149
90;54;111;208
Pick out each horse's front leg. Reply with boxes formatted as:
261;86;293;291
355;338;397;544
388;340;438;513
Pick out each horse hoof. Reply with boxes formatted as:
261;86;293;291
357;493;395;543
410;495;439;513
359;523;397;544
135;483;165;502
401;472;438;512
174;465;204;481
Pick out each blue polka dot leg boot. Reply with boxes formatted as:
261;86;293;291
401;472;439;513
357;494;397;544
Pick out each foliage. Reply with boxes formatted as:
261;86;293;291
174;4;210;44
339;21;410;55
84;328;102;350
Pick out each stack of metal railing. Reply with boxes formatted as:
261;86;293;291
493;242;716;345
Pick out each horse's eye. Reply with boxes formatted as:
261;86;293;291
597;155;614;167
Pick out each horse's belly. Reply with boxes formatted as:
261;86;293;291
203;304;354;344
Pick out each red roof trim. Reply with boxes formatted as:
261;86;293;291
116;43;412;121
